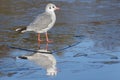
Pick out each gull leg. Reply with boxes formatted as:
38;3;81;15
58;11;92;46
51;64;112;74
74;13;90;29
38;33;43;43
45;32;53;43
46;42;49;50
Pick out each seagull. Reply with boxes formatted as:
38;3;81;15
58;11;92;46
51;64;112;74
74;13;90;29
18;49;57;76
16;3;60;43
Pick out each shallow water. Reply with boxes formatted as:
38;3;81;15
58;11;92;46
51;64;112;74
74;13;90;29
0;0;120;80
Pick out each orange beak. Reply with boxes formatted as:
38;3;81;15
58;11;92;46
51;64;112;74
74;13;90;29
55;7;60;10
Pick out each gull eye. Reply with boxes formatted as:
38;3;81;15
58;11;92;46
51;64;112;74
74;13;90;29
49;7;51;9
53;6;55;8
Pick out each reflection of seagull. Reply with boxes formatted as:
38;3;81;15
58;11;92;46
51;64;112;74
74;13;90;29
18;50;57;76
16;3;60;43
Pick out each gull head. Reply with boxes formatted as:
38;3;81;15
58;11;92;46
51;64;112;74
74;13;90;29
45;3;60;12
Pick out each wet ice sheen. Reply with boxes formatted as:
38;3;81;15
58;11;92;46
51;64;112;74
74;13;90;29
0;0;120;80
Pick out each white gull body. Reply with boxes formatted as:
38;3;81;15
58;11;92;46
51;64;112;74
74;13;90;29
16;3;60;42
22;3;57;33
18;50;57;76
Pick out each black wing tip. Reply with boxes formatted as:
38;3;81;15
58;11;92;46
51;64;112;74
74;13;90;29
18;56;28;59
15;27;27;32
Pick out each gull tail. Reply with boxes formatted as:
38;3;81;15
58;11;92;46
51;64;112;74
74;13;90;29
18;56;28;59
15;26;27;33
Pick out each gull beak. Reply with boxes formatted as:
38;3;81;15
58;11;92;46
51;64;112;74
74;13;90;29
55;7;60;10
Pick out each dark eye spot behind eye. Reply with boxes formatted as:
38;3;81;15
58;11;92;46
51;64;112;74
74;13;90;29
49;7;51;9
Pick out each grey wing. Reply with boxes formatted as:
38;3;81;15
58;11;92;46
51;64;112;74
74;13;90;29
27;13;52;32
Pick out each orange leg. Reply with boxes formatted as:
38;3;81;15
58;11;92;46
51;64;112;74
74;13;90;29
46;42;48;50
38;33;43;43
45;32;53;43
